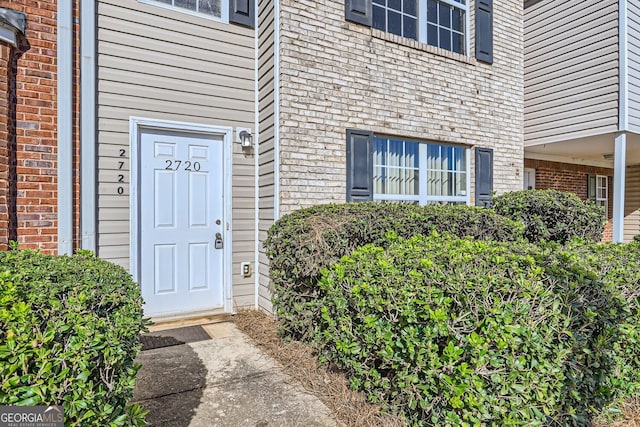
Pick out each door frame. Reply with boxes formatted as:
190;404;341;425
129;117;234;314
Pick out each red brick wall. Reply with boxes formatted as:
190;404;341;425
12;0;59;252
0;43;9;250
525;158;614;241
0;1;82;253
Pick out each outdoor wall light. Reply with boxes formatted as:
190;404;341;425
238;128;253;148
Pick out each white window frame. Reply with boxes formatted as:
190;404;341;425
418;0;470;55
373;137;471;205
139;0;229;23
371;0;470;55
596;175;608;218
372;0;419;40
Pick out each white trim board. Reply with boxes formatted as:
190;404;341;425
129;117;234;314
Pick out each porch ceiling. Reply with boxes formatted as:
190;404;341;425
525;132;640;166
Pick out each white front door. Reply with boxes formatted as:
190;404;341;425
139;129;225;317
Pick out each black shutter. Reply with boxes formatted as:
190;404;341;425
230;0;255;28
587;174;596;200
345;0;372;27
475;147;493;207
346;129;374;202
475;0;493;64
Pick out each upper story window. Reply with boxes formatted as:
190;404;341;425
370;0;468;55
346;0;492;63
150;0;222;19
143;0;255;28
372;0;418;40
425;0;466;54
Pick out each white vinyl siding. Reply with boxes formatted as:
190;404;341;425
97;0;256;309
257;0;276;312
524;0;619;146
628;1;640;133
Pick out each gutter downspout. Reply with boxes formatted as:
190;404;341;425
254;0;260;309
57;0;73;255
80;0;97;252
274;0;280;222
613;0;628;243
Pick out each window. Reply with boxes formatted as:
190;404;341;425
150;0;223;18
523;168;535;190
372;0;418;39
425;0;466;54
596;175;608;217
370;0;468;54
143;0;255;28
373;136;469;204
587;174;608;218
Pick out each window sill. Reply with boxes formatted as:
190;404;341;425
370;28;477;66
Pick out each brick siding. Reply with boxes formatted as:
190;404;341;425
525;158;614;241
0;44;10;250
277;0;524;213
0;1;81;253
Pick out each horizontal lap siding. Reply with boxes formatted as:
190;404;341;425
525;0;619;145
624;165;640;242
628;2;640;132
97;0;256;308
258;0;276;312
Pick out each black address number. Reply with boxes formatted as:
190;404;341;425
165;160;201;171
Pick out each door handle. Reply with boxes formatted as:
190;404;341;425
215;232;223;249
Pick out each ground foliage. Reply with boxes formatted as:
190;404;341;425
0;248;148;426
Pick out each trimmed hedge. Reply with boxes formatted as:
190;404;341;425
0;249;147;426
265;202;525;339
564;240;640;399
313;234;633;426
492;189;605;243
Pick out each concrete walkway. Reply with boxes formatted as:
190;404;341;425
133;321;341;427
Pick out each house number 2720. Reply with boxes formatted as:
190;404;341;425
165;160;201;171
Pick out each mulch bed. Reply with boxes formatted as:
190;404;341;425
233;310;406;427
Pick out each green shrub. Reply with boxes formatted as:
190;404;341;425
0;249;148;426
313;234;628;426
265;202;524;339
564;240;640;399
492;190;605;243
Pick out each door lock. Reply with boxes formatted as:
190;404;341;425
215;232;223;249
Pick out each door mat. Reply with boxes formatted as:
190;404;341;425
140;325;211;351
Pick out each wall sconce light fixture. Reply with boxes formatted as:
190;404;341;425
237;128;253;148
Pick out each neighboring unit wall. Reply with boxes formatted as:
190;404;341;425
525;0;619;146
0;42;11;250
0;1;76;253
257;0;275;312
624;164;640;241
96;0;256;307
277;0;524;214
628;1;640;132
